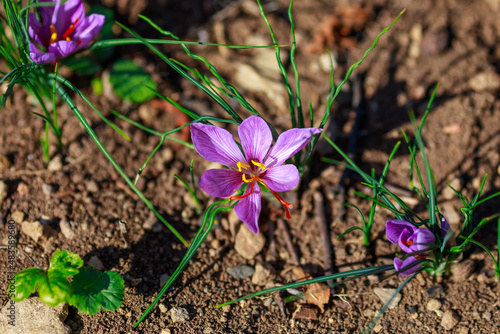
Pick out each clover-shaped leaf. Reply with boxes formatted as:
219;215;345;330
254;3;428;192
69;267;124;315
49;249;84;277
9;267;72;307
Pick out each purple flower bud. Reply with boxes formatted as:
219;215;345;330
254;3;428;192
393;256;423;276
28;0;105;64
386;220;436;254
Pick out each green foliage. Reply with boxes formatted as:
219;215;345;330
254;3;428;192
8;250;124;315
109;59;157;103
69;267;124;315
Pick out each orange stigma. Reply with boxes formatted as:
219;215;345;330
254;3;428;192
62;18;79;40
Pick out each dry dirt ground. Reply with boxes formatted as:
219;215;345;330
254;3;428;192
1;0;500;333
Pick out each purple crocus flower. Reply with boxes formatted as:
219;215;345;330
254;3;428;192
28;0;105;64
191;116;322;234
386;219;436;254
393;256;424;276
386;219;436;275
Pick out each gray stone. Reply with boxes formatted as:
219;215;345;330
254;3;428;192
159;273;170;287
87;256;104;271
234;224;265;260
440;310;460;330
425;284;444;297
0;297;70;334
169;307;189;322
373;288;401;309
227;265;255;280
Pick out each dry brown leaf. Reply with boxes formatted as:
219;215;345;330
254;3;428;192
306;5;373;53
292;267;330;313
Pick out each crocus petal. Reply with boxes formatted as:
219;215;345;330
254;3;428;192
199;169;243;198
259;164;299;192
53;0;84;34
264;128;322;168
440;217;451;239
386;220;417;244
73;14;105;48
191;122;246;169
235;182;262;234
48;40;79;58
238;116;272;163
398;228;415;254
394;256;422;276
413;228;436;251
28;13;50;46
29;42;56;64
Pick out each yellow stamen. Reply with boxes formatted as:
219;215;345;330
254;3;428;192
49;25;58;44
251;160;266;171
237;161;250;172
242;174;253;183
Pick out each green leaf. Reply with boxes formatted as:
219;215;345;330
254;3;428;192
9;268;46;302
109;59;157;103
69;267;124;315
9;267;72;307
49;250;84;277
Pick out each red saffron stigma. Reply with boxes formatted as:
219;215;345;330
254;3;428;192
62;18;79;40
256;177;293;219
229;179;255;200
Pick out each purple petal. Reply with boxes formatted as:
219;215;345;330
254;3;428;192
73;14;105;48
28;13;51;47
386;220;416;244
29;42;56;64
413;228;436;251
199;169;243;198
394;256;422;276
259;164;299;192
398;228;415;253
264;128;322;168
53;0;84;35
191;122;246;169
234;181;262;234
48;40;79;58
238;116;272;163
440;217;451;239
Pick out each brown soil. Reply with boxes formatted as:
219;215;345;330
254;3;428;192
2;0;500;333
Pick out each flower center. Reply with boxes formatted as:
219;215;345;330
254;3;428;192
230;160;293;219
49;18;81;45
405;239;413;246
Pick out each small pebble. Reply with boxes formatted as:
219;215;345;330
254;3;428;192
41;183;54;196
59;219;76;240
47;155;63;171
88;256;104;271
373;288;401;309
440;310;460;330
85;180;99;193
234;224;266;260
17;182;28;196
11;211;25;224
425;284;444;298
170;307;189;322
0;154;11;172
426;299;442;312
159;273;170;287
227;265;255;280
158;303;168;313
